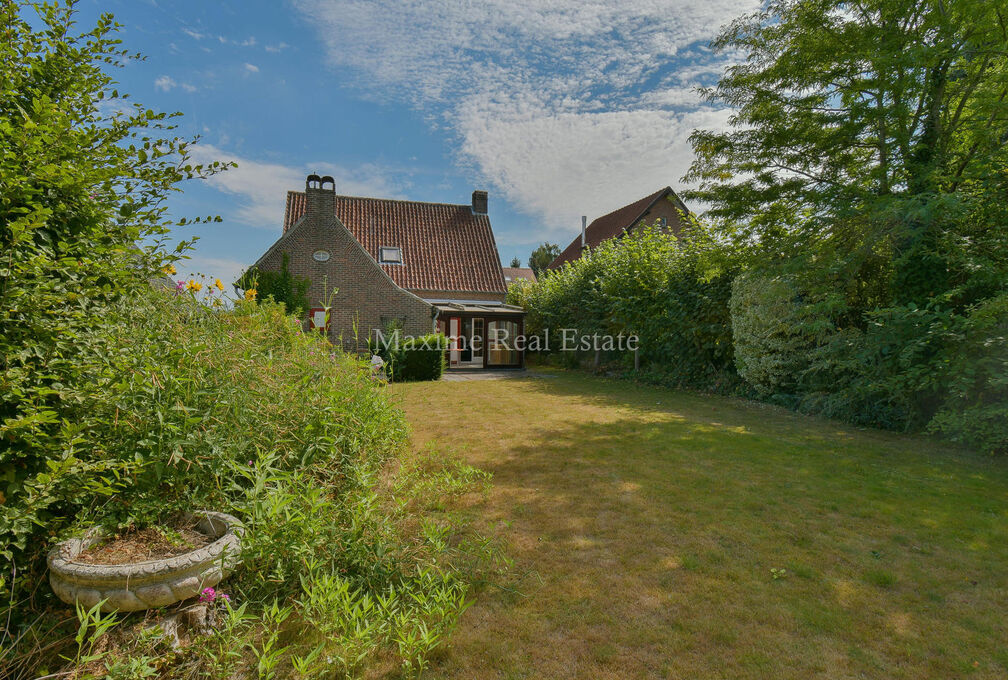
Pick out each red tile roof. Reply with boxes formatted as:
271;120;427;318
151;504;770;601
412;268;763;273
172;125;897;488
284;191;507;295
501;267;537;285
549;187;687;269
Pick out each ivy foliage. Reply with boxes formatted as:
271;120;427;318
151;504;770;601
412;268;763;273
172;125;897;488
235;252;311;317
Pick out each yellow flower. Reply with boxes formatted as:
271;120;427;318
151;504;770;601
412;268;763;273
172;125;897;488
214;278;224;291
245;288;257;300
186;280;203;292
163;264;177;276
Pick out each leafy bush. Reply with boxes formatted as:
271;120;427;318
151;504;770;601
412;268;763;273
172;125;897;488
388;334;448;382
4;288;496;678
730;273;832;400
0;1;228;599
928;294;1008;454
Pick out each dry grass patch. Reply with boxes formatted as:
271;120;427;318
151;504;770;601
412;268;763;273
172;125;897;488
391;370;1008;679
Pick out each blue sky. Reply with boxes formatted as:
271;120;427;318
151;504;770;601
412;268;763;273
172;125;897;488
75;0;756;285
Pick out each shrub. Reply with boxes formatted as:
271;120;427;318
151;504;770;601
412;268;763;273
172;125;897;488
388;333;448;382
730;273;830;400
928;293;1008;454
0;1;228;602
796;302;961;431
3;288;494;678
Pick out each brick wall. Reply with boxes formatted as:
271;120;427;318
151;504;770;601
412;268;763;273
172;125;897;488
256;185;435;351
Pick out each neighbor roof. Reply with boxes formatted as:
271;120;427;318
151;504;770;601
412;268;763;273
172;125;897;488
501;267;537;285
549;187;687;269
284;191;507;295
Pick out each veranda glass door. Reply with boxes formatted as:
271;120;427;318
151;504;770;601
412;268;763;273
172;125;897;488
487;319;520;366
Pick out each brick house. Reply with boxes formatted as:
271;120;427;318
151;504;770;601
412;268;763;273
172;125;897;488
548;187;690;270
251;175;525;368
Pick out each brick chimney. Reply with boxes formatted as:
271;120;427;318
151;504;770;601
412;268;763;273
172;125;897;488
471;190;488;215
305;173;335;221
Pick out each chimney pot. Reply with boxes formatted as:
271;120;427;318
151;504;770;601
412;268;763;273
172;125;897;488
581;215;587;250
305;173;335;218
472;190;488;215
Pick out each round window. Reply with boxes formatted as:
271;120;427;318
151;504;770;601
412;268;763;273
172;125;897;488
312;250;331;262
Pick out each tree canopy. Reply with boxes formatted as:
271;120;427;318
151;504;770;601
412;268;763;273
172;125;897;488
528;242;561;278
686;0;1008;307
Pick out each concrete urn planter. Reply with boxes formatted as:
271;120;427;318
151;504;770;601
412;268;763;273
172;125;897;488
48;511;243;613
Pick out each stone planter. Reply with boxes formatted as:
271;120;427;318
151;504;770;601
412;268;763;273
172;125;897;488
48;511;243;613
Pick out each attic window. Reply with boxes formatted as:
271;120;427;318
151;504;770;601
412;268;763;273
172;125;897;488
379;246;402;264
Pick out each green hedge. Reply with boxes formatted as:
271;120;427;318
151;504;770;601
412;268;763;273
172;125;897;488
511;222;743;391
388;333;448;382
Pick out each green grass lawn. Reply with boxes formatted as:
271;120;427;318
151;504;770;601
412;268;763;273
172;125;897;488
392;370;1008;679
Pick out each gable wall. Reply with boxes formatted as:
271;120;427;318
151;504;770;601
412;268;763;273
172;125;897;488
257;188;435;351
627;195;688;237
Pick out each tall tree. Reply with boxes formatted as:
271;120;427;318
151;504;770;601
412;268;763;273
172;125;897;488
528;242;561;278
509;256;522;267
686;0;1008;308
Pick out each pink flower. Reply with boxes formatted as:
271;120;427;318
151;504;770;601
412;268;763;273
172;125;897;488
198;586;230;605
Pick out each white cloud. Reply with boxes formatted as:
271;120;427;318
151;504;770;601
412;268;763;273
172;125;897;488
264;42;289;53
155;75;196;93
154;75;176;92
182;28;204;40
187;144;405;230
458;103;733;239
244;63;259;73
290;0;756;232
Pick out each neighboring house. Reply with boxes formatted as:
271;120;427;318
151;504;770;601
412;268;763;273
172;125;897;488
548;186;690;270
502;267;537;287
252;175;525;368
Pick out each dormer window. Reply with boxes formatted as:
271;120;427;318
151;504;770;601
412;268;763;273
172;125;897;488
379;246;402;264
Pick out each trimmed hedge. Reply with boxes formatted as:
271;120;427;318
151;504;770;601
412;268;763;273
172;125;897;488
388;333;448;382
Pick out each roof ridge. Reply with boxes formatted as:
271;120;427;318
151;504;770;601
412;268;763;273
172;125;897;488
588;186;671;226
288;190;474;210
